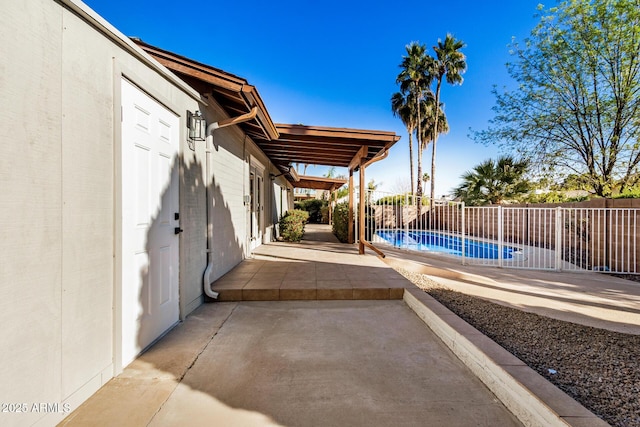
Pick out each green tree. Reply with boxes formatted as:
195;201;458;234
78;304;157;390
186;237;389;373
397;42;434;202
452;156;530;205
474;0;640;198
430;34;467;211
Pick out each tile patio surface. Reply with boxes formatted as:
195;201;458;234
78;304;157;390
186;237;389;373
211;225;407;302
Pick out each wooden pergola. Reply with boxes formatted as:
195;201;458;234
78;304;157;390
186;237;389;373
291;175;347;224
135;39;401;255
268;125;400;255
293;175;347;192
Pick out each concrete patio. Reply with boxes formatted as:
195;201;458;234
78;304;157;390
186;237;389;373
60;224;615;426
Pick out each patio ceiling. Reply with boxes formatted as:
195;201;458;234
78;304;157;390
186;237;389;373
292;175;347;191
134;39;400;176
268;124;400;171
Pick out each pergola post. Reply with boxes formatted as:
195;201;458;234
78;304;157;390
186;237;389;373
329;190;336;225
348;168;354;244
348;145;368;245
358;160;365;254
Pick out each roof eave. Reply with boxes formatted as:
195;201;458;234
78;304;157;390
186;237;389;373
134;39;278;141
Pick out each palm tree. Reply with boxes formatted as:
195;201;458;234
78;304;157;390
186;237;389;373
325;166;336;178
391;91;417;195
420;95;449;171
452;156;530;205
430;34;467;213
367;178;380;191
422;172;430;191
396;42;434;201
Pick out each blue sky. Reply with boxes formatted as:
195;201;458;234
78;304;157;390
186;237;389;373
84;0;542;196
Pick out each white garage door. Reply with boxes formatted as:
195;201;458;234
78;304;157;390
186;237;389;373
120;78;180;367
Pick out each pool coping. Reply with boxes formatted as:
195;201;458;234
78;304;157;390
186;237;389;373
403;287;609;427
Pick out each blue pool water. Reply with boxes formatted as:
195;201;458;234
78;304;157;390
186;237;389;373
376;230;517;260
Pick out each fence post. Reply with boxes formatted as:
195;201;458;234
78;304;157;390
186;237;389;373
461;202;466;266
498;206;504;268
405;192;409;249
555;206;563;270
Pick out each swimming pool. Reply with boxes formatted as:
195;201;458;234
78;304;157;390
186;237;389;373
375;230;518;260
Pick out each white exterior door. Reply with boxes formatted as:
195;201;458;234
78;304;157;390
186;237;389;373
120;78;180;367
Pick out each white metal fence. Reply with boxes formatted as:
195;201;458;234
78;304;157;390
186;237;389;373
355;189;640;274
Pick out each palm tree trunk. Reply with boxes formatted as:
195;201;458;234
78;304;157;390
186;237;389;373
415;82;423;214
430;80;443;228
417;140;423;191
430;138;437;229
408;133;415;195
417;141;423;216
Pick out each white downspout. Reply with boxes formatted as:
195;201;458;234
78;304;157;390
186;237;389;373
203;106;258;299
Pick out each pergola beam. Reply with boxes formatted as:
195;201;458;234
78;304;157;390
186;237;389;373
348;145;368;172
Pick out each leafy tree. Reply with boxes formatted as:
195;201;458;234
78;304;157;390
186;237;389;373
295;199;327;223
452;156;530;205
474;0;640;198
397;42;434;201
430;34;467;211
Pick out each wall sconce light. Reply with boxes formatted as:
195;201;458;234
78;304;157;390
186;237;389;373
269;165;293;180
187;110;206;141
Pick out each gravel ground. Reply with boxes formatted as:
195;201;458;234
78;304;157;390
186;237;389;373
395;268;640;427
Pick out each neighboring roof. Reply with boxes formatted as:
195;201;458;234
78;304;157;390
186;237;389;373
134;39;400;175
293;175;347;191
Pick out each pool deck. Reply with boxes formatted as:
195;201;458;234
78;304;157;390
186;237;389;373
382;244;640;335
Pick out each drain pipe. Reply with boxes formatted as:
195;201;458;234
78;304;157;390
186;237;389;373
203;106;259;299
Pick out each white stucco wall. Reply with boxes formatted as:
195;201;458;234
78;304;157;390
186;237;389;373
1;1;291;423
1;3;65;426
202;100;288;282
0;1;204;425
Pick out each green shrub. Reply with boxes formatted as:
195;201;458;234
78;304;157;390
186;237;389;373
332;202;350;243
279;209;309;242
614;187;640;199
331;202;375;242
295;199;328;223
